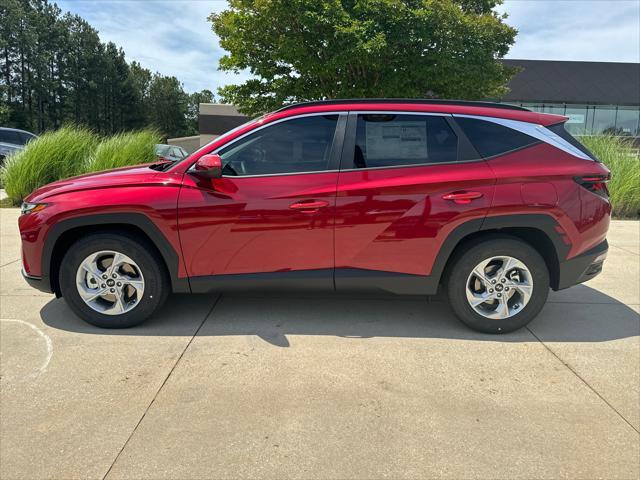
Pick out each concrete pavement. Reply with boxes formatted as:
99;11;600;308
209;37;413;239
1;207;638;479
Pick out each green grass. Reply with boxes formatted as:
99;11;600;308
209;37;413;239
0;127;161;206
84;129;161;172
581;135;640;218
1;126;99;205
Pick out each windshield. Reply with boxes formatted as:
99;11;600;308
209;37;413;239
188;116;263;159
154;144;171;156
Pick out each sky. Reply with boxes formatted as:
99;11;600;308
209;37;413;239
56;0;640;94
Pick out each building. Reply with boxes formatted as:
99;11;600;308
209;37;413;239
498;60;640;137
170;59;639;153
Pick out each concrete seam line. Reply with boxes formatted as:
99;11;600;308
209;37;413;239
526;326;640;435
101;294;223;480
0;259;20;268
608;244;640;257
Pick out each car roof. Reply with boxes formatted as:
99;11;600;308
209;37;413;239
268;99;566;126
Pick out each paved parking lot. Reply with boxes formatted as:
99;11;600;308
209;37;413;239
1;207;638;479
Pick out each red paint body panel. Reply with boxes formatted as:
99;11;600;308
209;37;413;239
485;143;611;258
335;162;496;275
20;167;184;278
177;172;337;276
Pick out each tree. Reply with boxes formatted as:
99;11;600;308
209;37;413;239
186;89;214;135
210;0;518;116
147;74;189;138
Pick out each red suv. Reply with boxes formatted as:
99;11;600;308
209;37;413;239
19;100;611;333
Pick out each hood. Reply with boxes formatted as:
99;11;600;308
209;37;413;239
26;163;166;202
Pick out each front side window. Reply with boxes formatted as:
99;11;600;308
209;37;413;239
0;130;21;145
455;117;539;158
349;114;458;169
218;115;339;176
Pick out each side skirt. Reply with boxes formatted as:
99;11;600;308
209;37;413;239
188;268;438;295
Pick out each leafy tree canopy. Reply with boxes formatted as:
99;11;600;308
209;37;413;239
210;0;518;116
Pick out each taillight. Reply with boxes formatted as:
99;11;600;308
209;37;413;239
574;174;610;199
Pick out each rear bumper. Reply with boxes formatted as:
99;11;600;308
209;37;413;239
21;268;53;294
556;240;608;290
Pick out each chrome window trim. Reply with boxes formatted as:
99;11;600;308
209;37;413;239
188;111;347;178
452;114;593;160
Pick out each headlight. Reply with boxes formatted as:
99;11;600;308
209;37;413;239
20;202;47;215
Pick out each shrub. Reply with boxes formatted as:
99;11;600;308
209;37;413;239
0;126;99;204
581;135;640;218
84;129;161;172
0;127;161;205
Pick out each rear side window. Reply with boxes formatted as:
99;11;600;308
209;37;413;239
455;117;539;158
349;114;458;169
547;122;597;160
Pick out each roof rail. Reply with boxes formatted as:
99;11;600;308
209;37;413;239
274;98;529;113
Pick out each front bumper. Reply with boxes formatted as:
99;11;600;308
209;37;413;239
556;240;608;290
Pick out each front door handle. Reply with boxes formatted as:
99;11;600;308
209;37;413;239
289;200;329;213
442;191;484;204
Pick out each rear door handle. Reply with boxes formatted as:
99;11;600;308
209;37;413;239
442;191;484;204
289;200;329;212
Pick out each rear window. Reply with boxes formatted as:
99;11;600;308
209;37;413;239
547;122;597;161
455;117;539;158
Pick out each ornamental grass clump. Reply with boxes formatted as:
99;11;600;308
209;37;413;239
581;135;640;218
84;129;161;172
0;125;99;204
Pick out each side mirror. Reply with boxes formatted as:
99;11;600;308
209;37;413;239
194;154;222;179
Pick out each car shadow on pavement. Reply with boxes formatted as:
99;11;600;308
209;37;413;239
40;284;640;346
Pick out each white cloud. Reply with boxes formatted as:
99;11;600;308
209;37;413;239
497;0;640;62
56;0;640;94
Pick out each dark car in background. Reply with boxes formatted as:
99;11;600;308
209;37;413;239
154;144;188;163
0;127;37;164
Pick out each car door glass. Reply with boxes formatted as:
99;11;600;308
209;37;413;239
0;130;20;145
454;117;539;158
218;115;339;176
350;114;458;169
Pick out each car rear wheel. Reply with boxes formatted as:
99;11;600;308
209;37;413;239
59;233;169;328
445;237;549;333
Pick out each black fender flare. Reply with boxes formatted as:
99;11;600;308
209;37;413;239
42;213;190;294
430;213;568;287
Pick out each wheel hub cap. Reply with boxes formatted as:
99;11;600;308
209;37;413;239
75;250;145;316
465;255;533;320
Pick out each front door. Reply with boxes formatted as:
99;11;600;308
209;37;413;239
178;113;345;291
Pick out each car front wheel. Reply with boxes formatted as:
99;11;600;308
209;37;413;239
59;233;169;328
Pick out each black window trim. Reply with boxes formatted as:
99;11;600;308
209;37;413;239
339;111;485;172
196;111;348;178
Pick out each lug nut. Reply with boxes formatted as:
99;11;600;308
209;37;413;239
112;274;117;278
110;288;115;293
497;293;502;298
489;289;494;293
501;278;506;283
102;274;107;279
117;282;122;287
101;284;106;288
505;287;510;291
491;279;496;284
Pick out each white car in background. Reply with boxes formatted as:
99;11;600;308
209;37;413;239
0;127;37;164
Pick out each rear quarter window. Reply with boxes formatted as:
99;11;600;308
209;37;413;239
455;117;539;158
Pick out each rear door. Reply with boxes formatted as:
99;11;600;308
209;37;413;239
334;112;496;291
178;113;346;289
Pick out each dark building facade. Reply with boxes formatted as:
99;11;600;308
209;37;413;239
196;59;640;147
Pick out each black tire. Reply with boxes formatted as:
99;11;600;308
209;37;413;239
59;232;170;328
445;236;549;334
